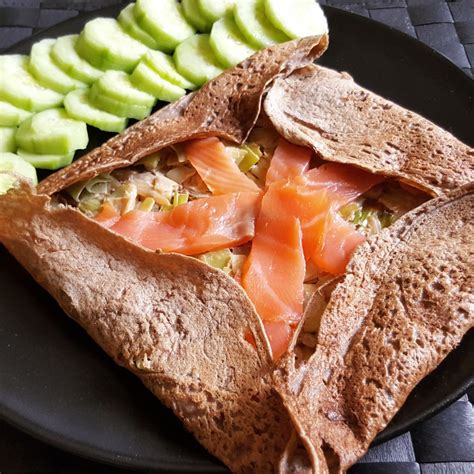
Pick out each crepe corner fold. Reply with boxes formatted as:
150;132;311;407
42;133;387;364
274;184;474;473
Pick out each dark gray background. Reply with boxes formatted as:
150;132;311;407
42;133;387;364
0;1;473;473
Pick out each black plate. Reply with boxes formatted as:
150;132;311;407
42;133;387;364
1;5;473;472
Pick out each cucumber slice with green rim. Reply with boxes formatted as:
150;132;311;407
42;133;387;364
210;16;258;68
51;35;103;84
17;148;74;171
76;18;149;72
92;71;155;108
264;0;328;39
234;0;290;48
89;85;152;120
64;89;128;133
0;127;16;153
16;108;89;155
0;55;64;112
0;152;38;191
143;50;197;90
131;62;186;102
0;100;32;127
197;0;235;23
118;4;160;49
174;34;223;87
182;0;212;33
30;39;87;94
134;0;195;53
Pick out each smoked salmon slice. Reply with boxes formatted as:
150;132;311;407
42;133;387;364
265;138;312;186
312;208;366;275
107;192;262;255
95;202;120;228
185;137;261;195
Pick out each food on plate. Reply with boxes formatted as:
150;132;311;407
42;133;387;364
17;148;75;171
64;88;128;133
75;17;149;72
0;55;63;112
0;127;16;153
174;34;224;87
133;0;196;52
0;152;37;194
209;15;258;68
275;184;473;472
117;3;161;50
0;9;473;474
29;39;87;94
89;71;155;120
51;35;103;84
0;100;32;127
15;108;88;157
0;0;329;167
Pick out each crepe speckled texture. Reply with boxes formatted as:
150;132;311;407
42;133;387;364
264;65;474;196
275;185;474;473
0;33;473;474
38;35;329;196
0;183;291;473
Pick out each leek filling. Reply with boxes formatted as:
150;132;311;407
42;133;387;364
66;130;428;324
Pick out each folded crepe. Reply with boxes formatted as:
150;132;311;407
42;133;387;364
1;35;473;473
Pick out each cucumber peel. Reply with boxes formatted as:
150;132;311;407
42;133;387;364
0;55;63;112
30;39;87;94
210;16;258;68
264;0;328;39
182;0;212;33
143;50;197;90
118;3;160;49
174;34;223;87
16;108;89;155
134;0;195;53
51;35;103;84
64;88;128;133
234;0;290;48
17;148;74;171
0;152;38;191
76;18;149;72
131;62;186;102
197;0;235;23
0;101;32;127
0;127;16;153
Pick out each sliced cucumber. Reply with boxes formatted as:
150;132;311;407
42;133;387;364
17;148;74;171
0;55;63;112
197;0;235;23
0;100;32;127
118;3;160;49
143;50;197;90
51;35;103;84
174;34;223;87
16;108;88;155
30;39;87;94
64;89;128;133
131;62;186;102
0;152;38;192
0;127;16;153
264;0;328;39
182;0;212;33
234;0;290;48
210;16;257;68
76;18;149;72
92;71;155;108
134;0;195;53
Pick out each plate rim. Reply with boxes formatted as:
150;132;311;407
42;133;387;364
1;4;473;471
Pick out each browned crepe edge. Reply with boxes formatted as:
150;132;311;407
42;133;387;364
264;65;474;197
274;184;474;473
38;35;329;196
0;182;294;473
